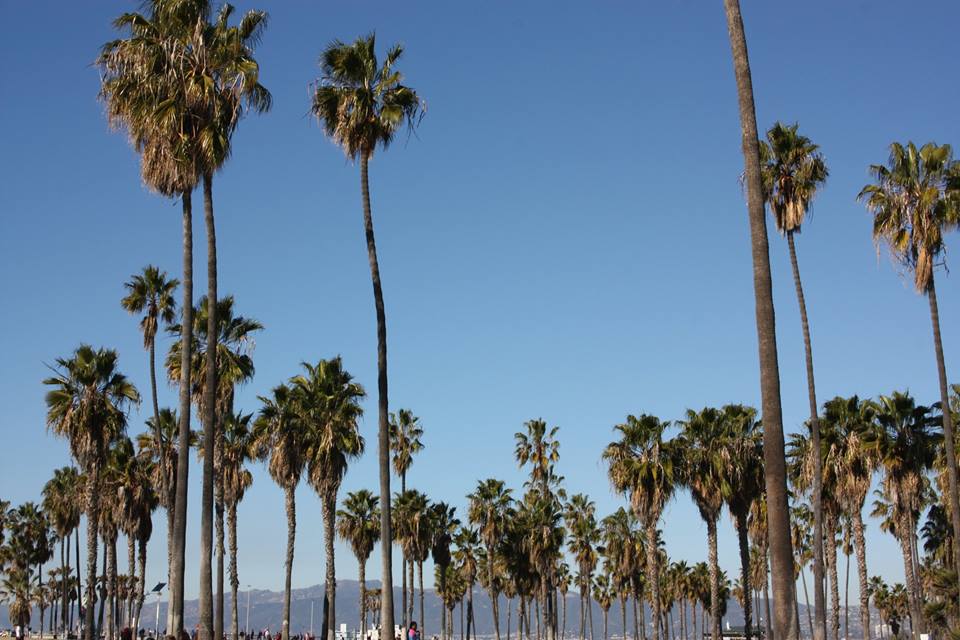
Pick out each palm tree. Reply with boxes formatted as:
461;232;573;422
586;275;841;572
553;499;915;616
677;407;726;640
721;405;764;640
117;440;157;634
44;346;139;640
865;392;939;638
337;490;381;639
390;408;424;625
820;396;878;639
603;414;677;640
42;467;83;636
295;357;366;640
599;510;637;640
311;37;424;634
859;141;960;589
565;494;598;640
556;562;572;640
759;122;829;640
137;408;180;602
721;4;797;638
394;490;432;634
220;412;255;640
468;479;514;640
121;265;179;553
593;574;613;640
453;527;482;640
254;384;306;640
431;503;460;640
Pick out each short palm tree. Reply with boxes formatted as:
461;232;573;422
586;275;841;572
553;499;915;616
116;439;157;634
121;265;179;522
294;357;366;640
311;37;424;633
593;573;613;640
565;494;599;640
467;479;513;640
254;383;305;640
677;407;727;640
719;405;764;640
865;392;939;639
860;141;960;590
337;490;381;638
721;5;797;639
138;408;180;591
603;414;677;640
759;122;829;640
453;527;482;640
220;411;255;640
430;502;460;640
44;346;139;640
389;407;424;625
42;466;82;635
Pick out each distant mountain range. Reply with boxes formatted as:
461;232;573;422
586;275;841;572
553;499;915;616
3;581;870;639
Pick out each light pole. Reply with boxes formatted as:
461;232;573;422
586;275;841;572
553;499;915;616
151;583;166;639
245;586;252;638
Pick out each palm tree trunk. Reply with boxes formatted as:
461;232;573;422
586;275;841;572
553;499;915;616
61;537;69;637
722;4;797;639
127;535;136;627
106;536;116;640
762;552;771;640
843;550;850;640
167;502;175;634
171;189;194;637
824;518;839;640
691;601;697;640
402;556;408;629
408;554;415;629
646;522;661;640
927;276;960;592
562;593;568;640
135;536;147;634
199;172;219;640
706;519;721;640
588;587;595;640
580;586;585;640
216;491;225;640
83;467;101;640
621;597;628;640
490;560;501;640
633;594;640;640
228;501;240;640
466;585;474;640
508;597;513;640
360;148;396;640
786;231;828;640
603;610;608;640
282;486;296;640
75;526;82;633
735;515;752;640
322;494;337;640
896;512;922;640
419;560;425;638
359;560;367;640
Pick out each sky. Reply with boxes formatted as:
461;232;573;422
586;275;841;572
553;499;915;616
1;0;959;606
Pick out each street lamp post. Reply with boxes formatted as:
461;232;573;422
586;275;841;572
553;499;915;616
245;586;252;638
150;583;166;639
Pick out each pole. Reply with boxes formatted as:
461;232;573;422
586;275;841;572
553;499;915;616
245;588;252;638
156;593;161;638
311;602;315;637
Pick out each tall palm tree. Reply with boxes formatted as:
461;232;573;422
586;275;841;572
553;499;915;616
603;414;677;640
44;346;139;640
98;3;212;626
220;412;255;640
720;405;764;640
42;467;83;637
859;141;960;588
121;265;179;551
254;384;305;640
759;122;829;640
865;392;939;639
468;479;514;640
677;407;726;640
337;490;381;639
311;37;424;634
721;4;797;638
390;407;424;625
294;357;366;640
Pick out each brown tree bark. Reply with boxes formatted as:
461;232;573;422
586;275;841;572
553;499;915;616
721;3;798;639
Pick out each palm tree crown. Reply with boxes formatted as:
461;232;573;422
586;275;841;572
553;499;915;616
759;122;829;235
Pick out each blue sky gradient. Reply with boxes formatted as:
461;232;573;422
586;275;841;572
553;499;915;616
2;1;958;600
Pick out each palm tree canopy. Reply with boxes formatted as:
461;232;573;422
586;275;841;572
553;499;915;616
389;408;423;480
858;141;960;292
311;33;423;160
337;489;381;564
44;345;140;470
515;419;561;490
41;467;83;538
467;478;514;552
254;383;306;490
759;122;828;235
676;407;727;523
291;357;366;498
602;414;677;524
221;411;256;505
121;265;179;348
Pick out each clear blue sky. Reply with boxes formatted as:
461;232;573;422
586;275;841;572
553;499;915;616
2;0;958;602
